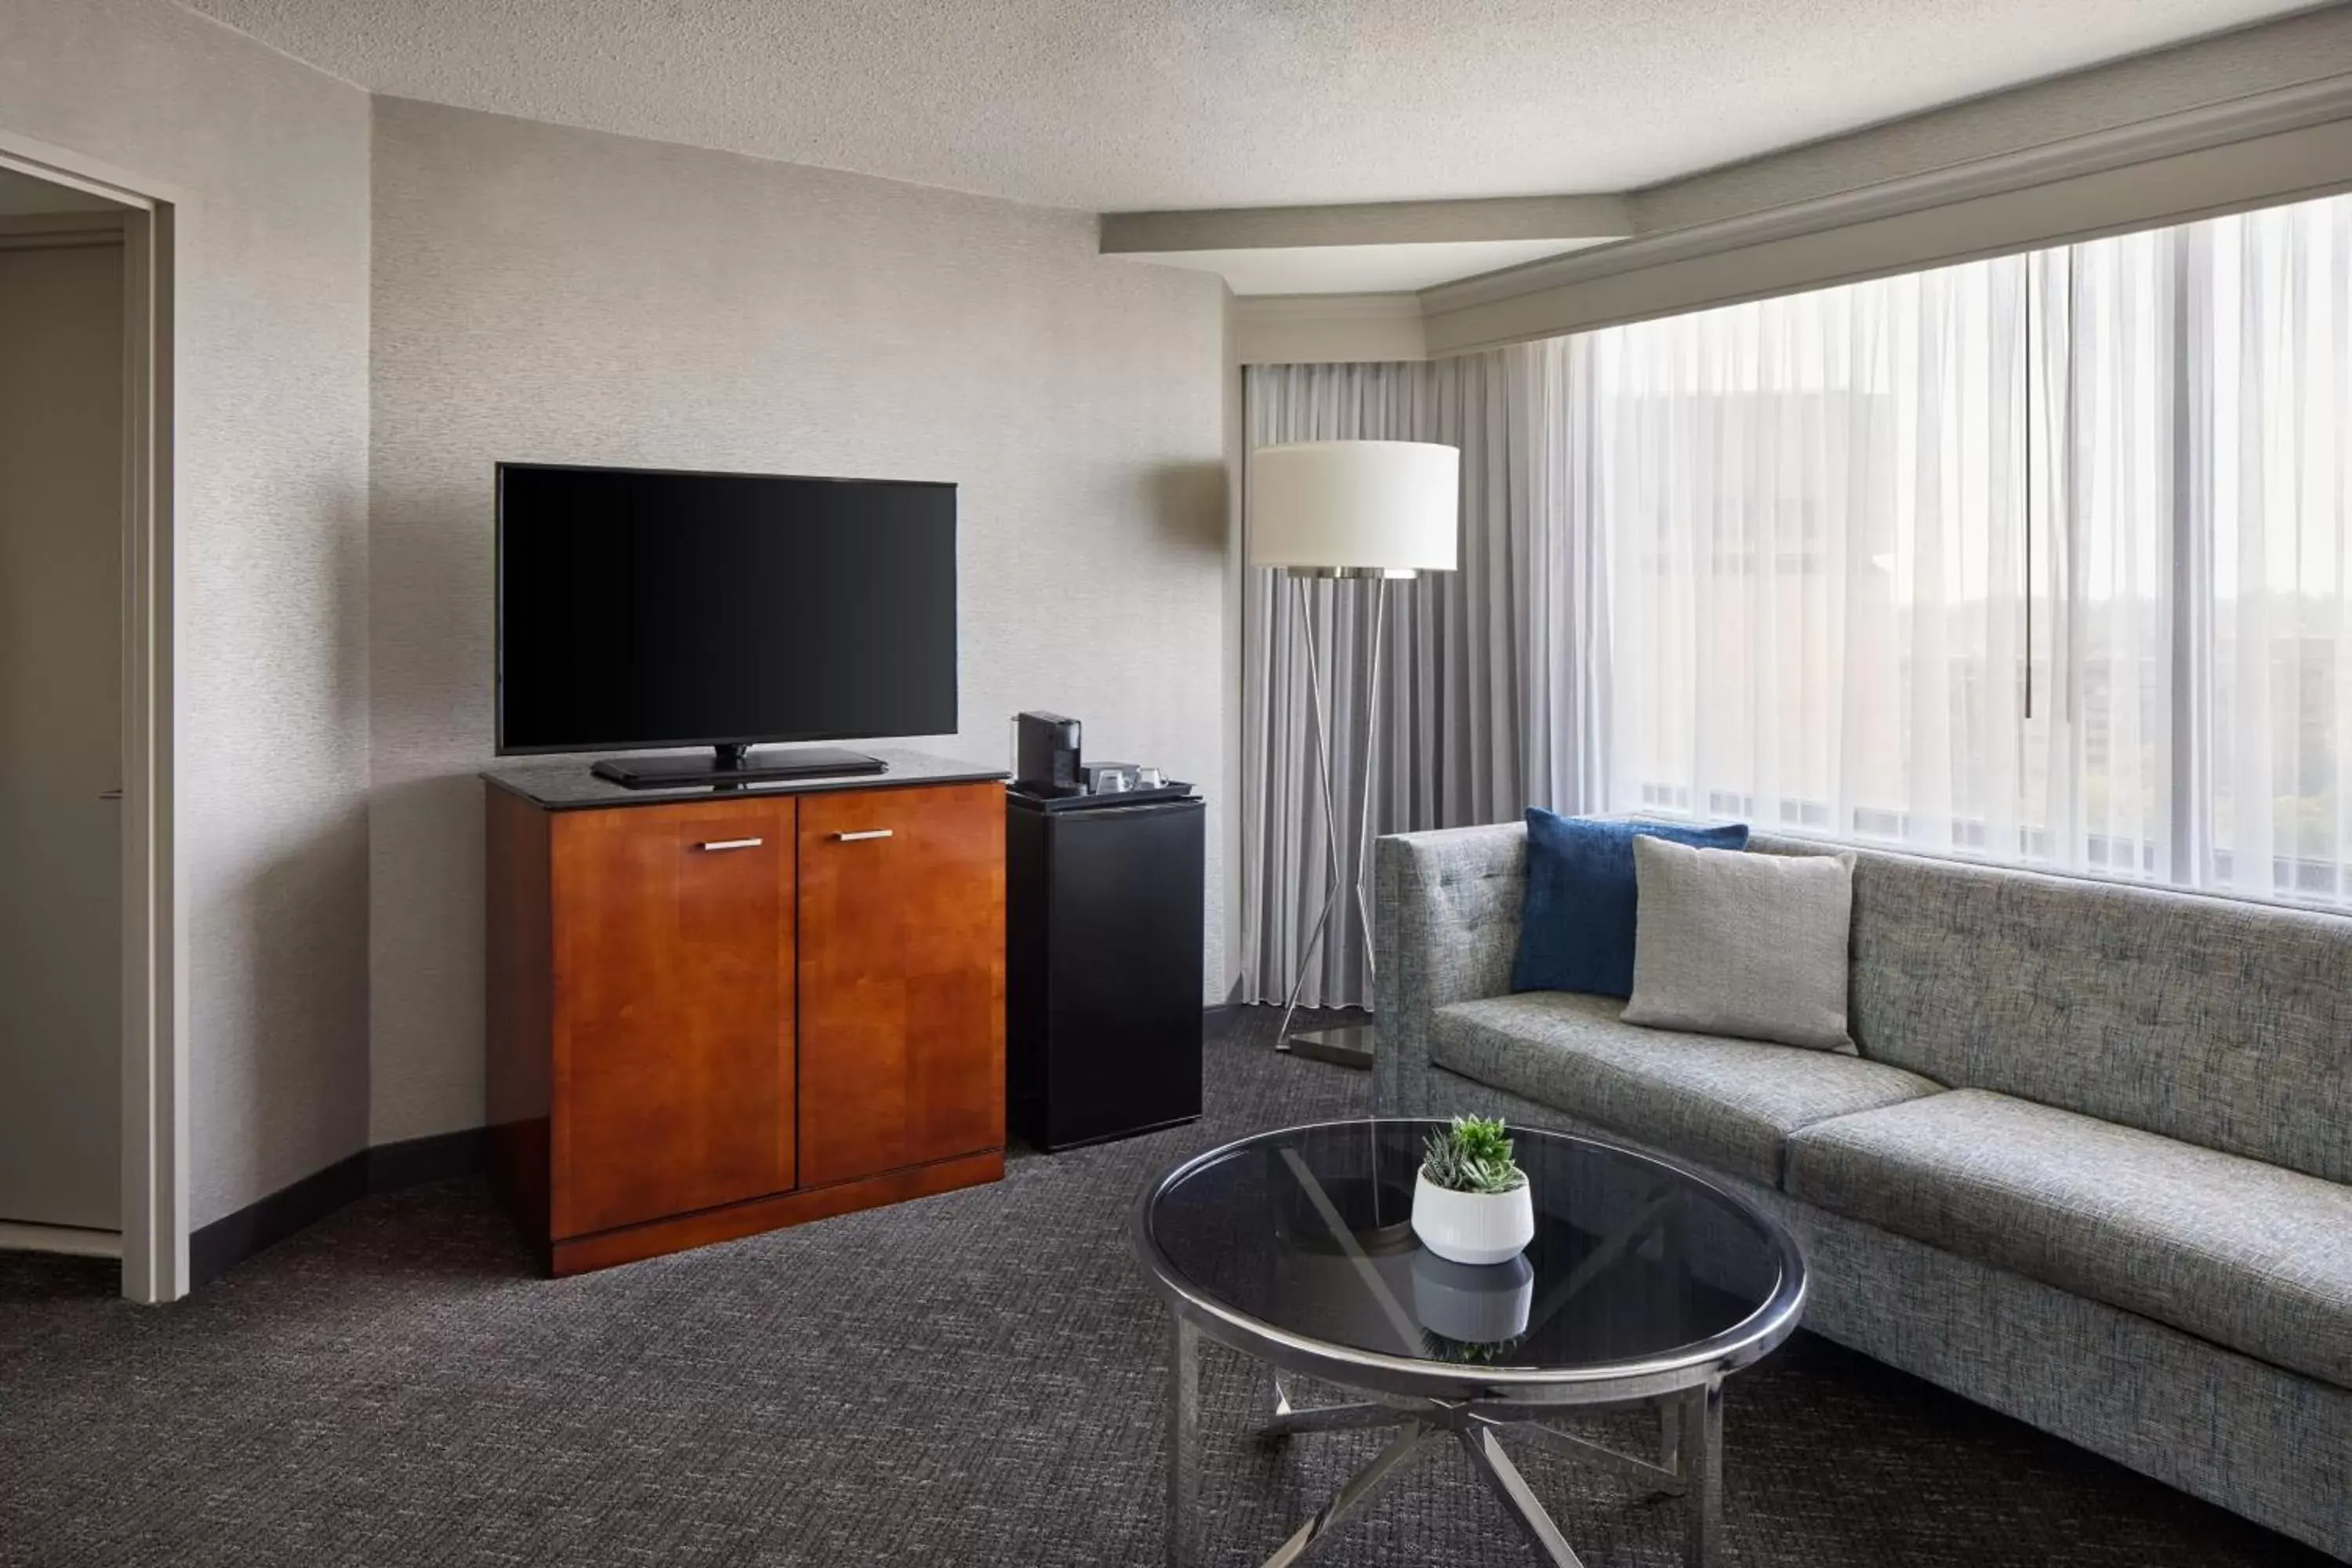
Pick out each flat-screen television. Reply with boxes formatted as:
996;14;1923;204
497;463;956;786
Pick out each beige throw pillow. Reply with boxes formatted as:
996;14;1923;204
1623;836;1857;1052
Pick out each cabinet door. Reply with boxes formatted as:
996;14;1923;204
798;783;1005;1188
550;797;794;1237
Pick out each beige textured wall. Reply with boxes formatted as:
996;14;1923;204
367;98;1229;1144
0;0;373;1225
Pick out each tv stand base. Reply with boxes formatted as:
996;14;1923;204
591;744;888;789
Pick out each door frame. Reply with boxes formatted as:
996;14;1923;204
0;131;183;1304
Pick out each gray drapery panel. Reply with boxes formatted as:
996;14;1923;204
1240;347;1607;1008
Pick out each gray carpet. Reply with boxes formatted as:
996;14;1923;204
0;1007;2330;1568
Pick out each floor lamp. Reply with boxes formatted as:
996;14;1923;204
1250;440;1460;1069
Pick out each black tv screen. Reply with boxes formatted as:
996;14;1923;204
496;463;956;755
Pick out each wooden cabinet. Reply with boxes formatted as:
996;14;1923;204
485;771;1006;1276
798;786;1005;1186
550;797;794;1236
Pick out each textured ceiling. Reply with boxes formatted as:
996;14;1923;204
182;0;2314;212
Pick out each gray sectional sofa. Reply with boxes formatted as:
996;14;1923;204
1372;822;2352;1560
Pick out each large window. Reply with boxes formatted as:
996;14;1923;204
1596;191;2352;905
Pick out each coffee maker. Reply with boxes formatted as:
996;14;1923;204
1012;711;1084;797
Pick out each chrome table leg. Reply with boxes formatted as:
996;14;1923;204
1681;1379;1724;1568
1459;1425;1586;1567
1261;1374;1400;1440
1203;1366;1730;1566
1168;1316;1200;1568
1473;1411;1685;1497
1261;1421;1444;1568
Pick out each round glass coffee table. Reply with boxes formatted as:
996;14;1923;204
1134;1118;1806;1567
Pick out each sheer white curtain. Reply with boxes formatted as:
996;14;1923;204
2033;194;2352;901
2175;194;2352;900
1239;347;1604;1007
1595;256;2034;857
1598;188;2352;907
2031;230;2176;880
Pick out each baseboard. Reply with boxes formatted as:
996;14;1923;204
189;1127;491;1289
548;1149;1004;1277
367;1127;488;1192
190;1152;367;1287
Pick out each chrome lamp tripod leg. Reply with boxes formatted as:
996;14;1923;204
1277;572;1386;1072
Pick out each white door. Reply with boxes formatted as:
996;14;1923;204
0;239;124;1231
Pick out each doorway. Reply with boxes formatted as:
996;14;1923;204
0;176;126;1252
0;139;180;1303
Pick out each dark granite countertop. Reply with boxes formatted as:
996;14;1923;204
482;747;1007;810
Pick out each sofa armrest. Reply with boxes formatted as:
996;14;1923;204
1372;822;1527;1116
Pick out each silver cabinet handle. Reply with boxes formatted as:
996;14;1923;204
696;837;764;851
833;829;894;842
98;789;123;801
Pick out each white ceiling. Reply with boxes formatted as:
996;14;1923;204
184;0;2312;213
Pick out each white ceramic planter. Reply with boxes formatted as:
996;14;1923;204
1410;1170;1535;1266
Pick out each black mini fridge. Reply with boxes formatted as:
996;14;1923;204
1006;788;1204;1150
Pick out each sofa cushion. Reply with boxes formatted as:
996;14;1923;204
1785;1089;2352;1389
1511;811;1749;999
1625;834;1856;1051
1428;991;1944;1186
1756;831;2352;1186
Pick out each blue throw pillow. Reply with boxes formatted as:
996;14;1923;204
1511;810;1751;999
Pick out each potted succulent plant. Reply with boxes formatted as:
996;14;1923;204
1410;1116;1534;1266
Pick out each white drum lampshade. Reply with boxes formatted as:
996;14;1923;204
1248;441;1460;576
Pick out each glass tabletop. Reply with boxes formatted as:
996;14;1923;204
1138;1119;1803;1385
